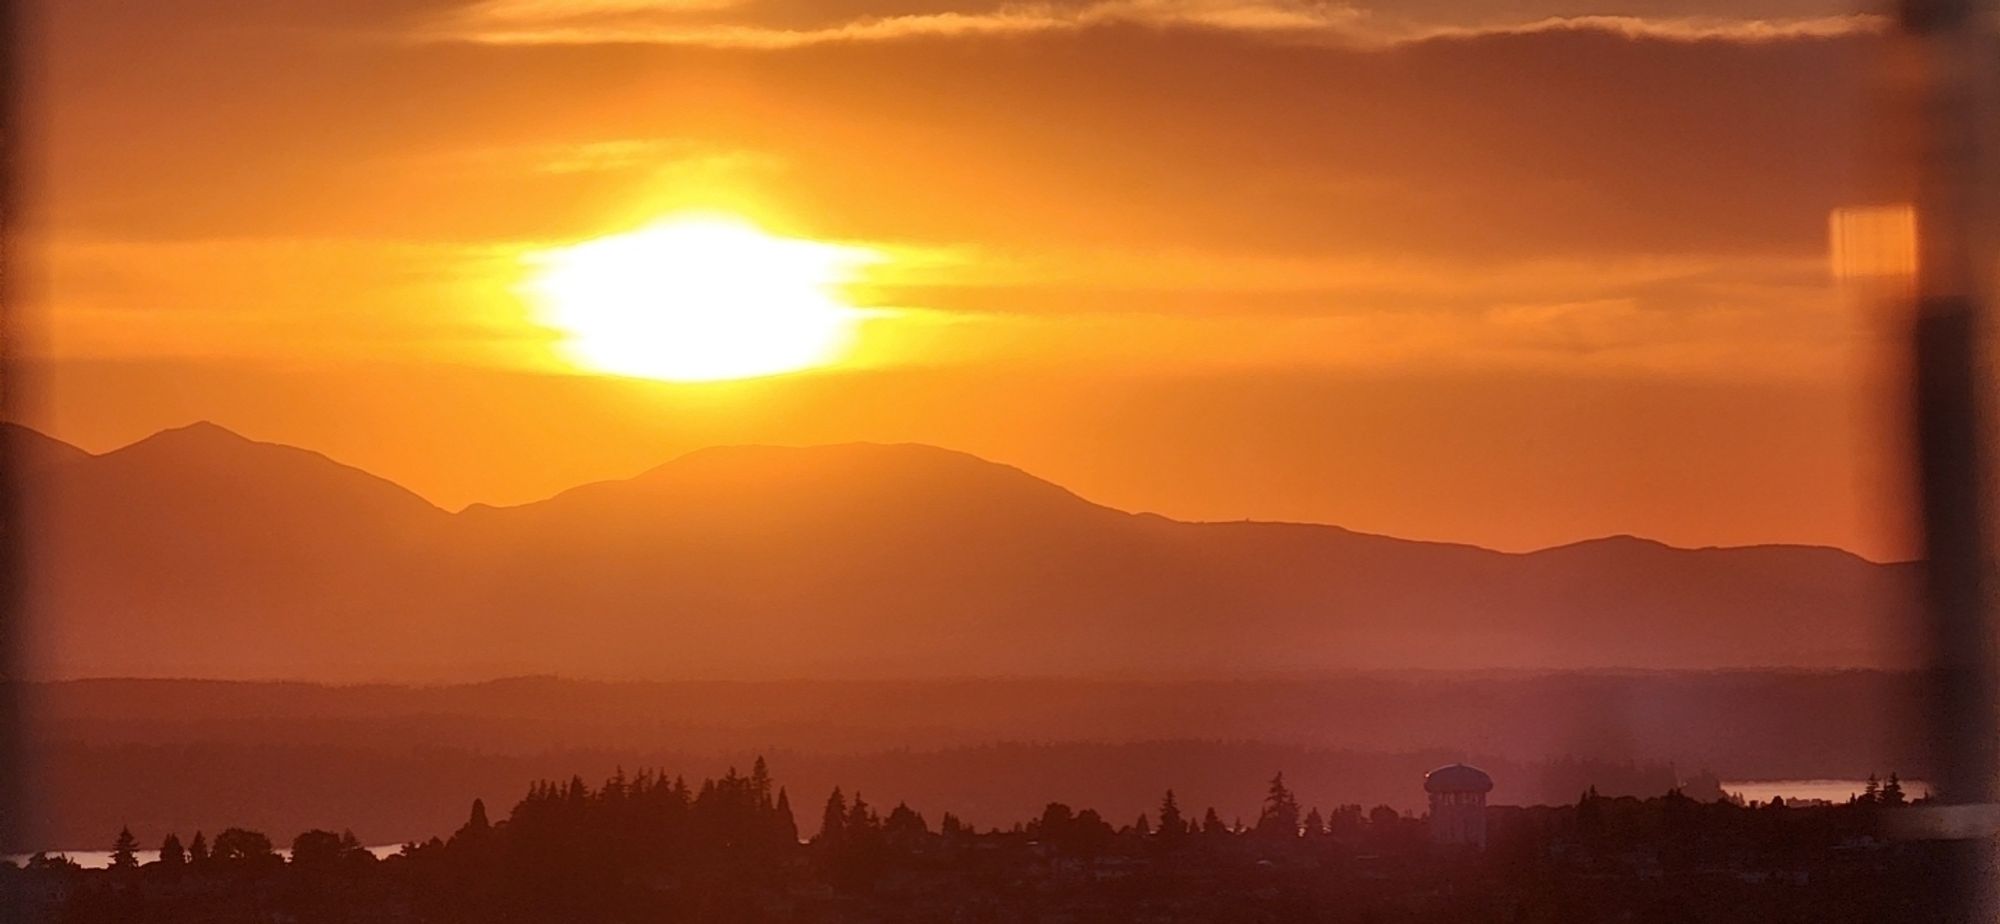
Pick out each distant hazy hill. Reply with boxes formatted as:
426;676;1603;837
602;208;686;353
14;422;1915;680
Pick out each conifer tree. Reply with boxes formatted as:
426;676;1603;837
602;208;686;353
1158;789;1187;836
885;802;927;836
1257;772;1301;837
159;833;186;867
455;798;492;842
188;831;210;865
774;787;800;844
819;787;848;844
111;827;139;870
751;757;774;808
847;792;877;833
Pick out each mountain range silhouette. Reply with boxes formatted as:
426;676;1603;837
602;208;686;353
10;422;1913;680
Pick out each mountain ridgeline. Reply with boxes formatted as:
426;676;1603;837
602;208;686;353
13;422;1913;681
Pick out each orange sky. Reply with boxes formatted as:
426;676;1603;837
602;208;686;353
17;0;1919;559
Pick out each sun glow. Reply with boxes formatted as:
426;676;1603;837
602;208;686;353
526;217;875;382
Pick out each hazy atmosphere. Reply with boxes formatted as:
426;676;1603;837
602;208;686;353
7;1;1966;921
22;0;1909;558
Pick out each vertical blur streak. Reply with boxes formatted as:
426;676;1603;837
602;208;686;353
0;0;20;857
1902;0;2000;917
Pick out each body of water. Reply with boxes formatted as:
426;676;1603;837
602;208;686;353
1723;778;1931;805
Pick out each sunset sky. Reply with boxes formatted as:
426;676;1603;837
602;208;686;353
19;0;1914;558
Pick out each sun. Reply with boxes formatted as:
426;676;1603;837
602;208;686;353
525;216;876;382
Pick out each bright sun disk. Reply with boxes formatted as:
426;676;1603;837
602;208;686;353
526;217;875;382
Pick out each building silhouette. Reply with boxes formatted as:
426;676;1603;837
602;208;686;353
1424;763;1492;849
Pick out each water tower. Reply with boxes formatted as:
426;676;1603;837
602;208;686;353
1424;763;1493;848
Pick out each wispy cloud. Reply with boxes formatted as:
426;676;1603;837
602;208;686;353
425;0;1882;48
464;0;749;22
1408;14;1884;44
429;0;1369;47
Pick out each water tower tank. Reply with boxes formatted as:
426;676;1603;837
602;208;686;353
1424;763;1493;849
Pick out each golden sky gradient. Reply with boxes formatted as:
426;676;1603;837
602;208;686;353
18;0;1916;558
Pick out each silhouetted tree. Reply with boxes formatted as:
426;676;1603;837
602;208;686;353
33;761;1940;924
291;830;344;869
608;766;631;806
1134;813;1152;836
1038;802;1075;836
774;787;799;843
188;831;209;866
159;833;186;868
1158;789;1187;836
338;830;372;866
1883;774;1908;806
453;798;492;844
1071;809;1115;853
819;787;848;844
1257;772;1301;838
847;791;878;834
1329;804;1364;840
751;756;774;808
110;827;139;870
211;828;276;864
1860;774;1881;805
885;802;928;843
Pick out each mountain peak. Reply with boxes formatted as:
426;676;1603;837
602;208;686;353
642;441;1108;512
1538;534;1675;554
504;440;1120;527
1;422;92;469
171;419;239;436
86;421;262;464
659;441;1033;479
135;420;254;447
21;427;1911;679
90;420;443;517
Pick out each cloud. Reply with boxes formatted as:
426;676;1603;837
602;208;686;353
425;0;1879;48
1409;14;1883;44
428;0;1372;47
44;0;1881;269
468;0;747;20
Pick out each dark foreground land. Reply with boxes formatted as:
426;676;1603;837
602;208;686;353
6;763;1947;923
24;670;1920;847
